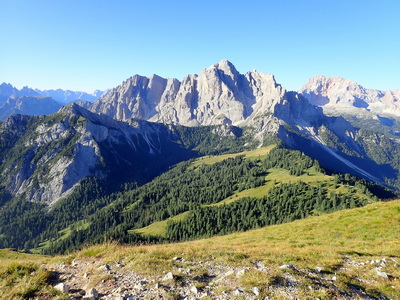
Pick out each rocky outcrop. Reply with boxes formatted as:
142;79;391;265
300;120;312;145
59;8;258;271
90;60;286;130
299;75;400;117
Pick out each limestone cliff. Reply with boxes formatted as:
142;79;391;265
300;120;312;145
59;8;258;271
90;60;285;131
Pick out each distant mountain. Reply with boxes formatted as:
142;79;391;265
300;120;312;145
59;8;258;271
0;96;63;121
0;83;40;104
299;75;400;138
299;75;400;117
0;83;104;104
37;88;104;104
0;83;104;120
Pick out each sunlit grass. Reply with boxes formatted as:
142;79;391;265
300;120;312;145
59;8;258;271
2;200;399;299
133;165;376;237
71;200;400;270
34;220;91;253
191;144;275;168
0;250;65;299
132;211;190;237
82;200;400;298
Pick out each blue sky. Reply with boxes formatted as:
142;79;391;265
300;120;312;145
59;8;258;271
1;0;399;92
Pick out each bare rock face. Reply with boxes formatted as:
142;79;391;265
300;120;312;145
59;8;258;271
299;75;400;117
90;60;286;129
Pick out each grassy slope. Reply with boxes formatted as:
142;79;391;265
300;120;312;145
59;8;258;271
135;145;373;237
0;250;62;299
34;220;91;253
132;212;190;237
131;200;400;267
2;200;399;299
69;199;400;299
190;144;276;168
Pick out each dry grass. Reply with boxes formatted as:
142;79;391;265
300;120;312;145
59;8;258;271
95;200;400;298
0;250;65;299
2;200;399;299
56;200;399;297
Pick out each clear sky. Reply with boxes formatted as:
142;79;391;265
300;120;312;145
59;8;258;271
1;0;399;93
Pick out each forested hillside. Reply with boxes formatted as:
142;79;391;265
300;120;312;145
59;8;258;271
37;146;393;254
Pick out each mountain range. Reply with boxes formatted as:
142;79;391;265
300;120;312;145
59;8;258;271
0;82;104;121
0;60;399;252
88;60;400;186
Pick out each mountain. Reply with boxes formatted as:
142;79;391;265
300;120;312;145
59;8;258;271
90;61;400;190
0;103;249;206
0;83;105;121
299;75;400;117
0;83;63;120
37;88;104;104
0;96;63;121
0;83;40;104
91;60;284;130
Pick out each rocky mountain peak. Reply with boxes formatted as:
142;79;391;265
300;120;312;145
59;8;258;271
300;75;400;117
211;59;239;76
90;61;288;128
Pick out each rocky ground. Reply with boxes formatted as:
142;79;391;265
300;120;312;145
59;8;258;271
34;253;398;300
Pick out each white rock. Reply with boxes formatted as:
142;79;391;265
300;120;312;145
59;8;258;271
162;272;174;281
315;267;322;273
86;287;99;298
54;282;70;293
252;286;260;296
236;269;247;277
279;264;295;270
375;268;389;278
91;60;286;128
99;264;111;271
300;75;400;118
190;286;199;294
232;289;244;296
